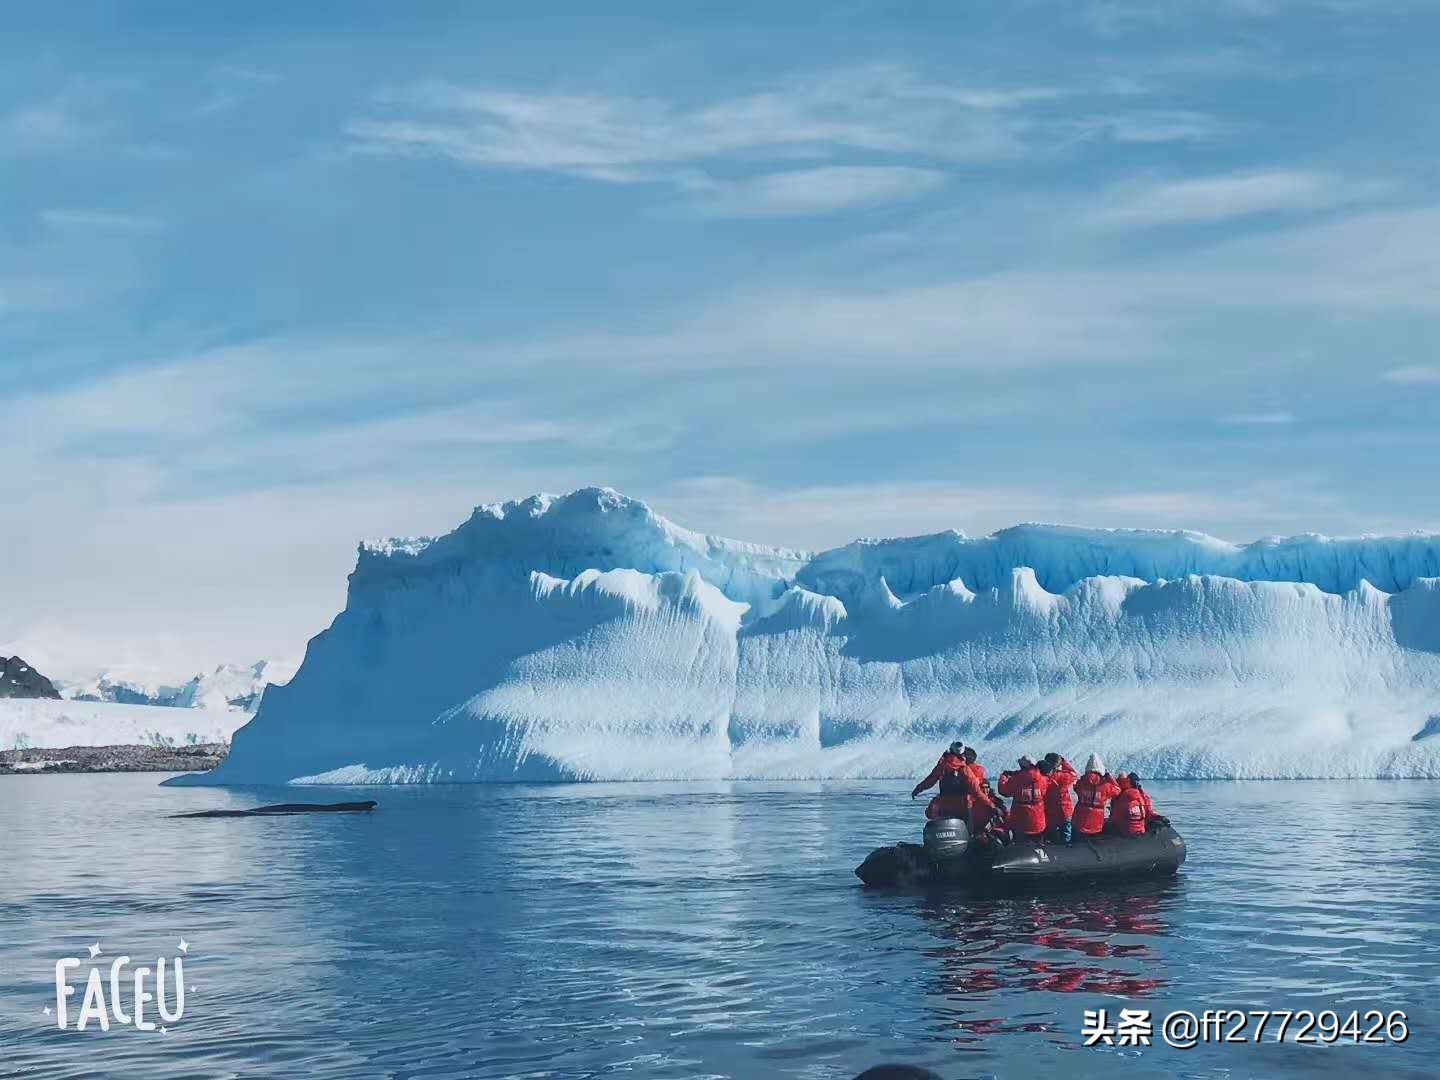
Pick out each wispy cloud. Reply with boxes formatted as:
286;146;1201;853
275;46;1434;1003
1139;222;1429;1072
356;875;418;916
682;165;947;219
1090;170;1388;227
41;208;164;232
1220;411;1297;424
346;65;1218;213
1088;0;1406;34
0;277;83;314
1381;365;1440;384
1;77;137;157
215;64;282;86
190;63;284;117
1070;108;1226;143
1;103;81;155
3;339;668;501
347;66;1055;177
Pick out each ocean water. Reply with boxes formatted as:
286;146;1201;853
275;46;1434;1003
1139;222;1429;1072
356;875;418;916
0;775;1435;1079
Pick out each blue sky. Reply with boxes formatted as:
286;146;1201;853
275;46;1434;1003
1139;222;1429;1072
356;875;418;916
4;0;1439;675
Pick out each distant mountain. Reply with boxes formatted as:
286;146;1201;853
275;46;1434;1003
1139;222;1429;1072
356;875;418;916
0;656;62;700
62;659;296;713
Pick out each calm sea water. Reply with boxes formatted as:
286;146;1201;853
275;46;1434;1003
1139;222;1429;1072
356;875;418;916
0;775;1435;1079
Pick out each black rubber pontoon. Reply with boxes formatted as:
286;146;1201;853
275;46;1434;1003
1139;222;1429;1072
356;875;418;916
856;817;1186;890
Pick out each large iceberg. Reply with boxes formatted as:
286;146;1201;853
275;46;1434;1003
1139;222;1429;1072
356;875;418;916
171;487;1440;785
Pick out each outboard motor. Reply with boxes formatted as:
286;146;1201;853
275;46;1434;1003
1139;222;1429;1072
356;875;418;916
922;817;970;862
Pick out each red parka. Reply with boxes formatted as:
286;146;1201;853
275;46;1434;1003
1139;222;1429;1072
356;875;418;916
962;763;997;833
912;753;965;798
1044;759;1078;830
1108;785;1150;836
1072;771;1121;836
997;765;1051;837
914;753;994;825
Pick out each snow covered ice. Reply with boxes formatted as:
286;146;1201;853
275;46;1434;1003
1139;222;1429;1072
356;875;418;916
1;698;244;752
170;487;1440;786
60;659;295;712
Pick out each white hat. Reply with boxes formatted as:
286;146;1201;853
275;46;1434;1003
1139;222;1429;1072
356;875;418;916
1084;753;1105;774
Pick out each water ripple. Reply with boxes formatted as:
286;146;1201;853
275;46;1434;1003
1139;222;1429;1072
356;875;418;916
0;776;1435;1078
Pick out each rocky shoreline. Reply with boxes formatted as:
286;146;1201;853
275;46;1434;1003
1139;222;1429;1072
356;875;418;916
0;743;228;774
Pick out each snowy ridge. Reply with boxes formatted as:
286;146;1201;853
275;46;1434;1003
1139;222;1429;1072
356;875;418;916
62;659;296;713
2;698;245;750
171;488;1440;785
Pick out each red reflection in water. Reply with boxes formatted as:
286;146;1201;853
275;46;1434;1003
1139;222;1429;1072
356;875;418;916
915;882;1178;1035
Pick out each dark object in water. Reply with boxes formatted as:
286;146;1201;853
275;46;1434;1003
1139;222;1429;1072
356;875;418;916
856;816;1185;890
173;800;377;819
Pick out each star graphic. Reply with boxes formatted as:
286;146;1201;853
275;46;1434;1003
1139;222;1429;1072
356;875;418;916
43;1006;51;1016
178;938;189;954
159;1025;168;1035
87;942;101;959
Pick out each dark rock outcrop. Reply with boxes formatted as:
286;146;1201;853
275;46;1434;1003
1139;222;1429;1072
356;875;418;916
0;743;228;774
0;656;61;699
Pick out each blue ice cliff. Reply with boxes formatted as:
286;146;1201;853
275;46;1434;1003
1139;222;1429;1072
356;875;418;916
169;487;1440;784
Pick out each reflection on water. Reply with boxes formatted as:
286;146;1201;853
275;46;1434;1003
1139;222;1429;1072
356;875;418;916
919;885;1172;1004
0;776;1436;1079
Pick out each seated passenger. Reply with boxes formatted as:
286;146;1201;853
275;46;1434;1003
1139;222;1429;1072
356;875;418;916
1127;772;1168;826
1072;754;1121;837
997;756;1051;843
959;747;996;832
1107;773;1151;836
1043;751;1076;783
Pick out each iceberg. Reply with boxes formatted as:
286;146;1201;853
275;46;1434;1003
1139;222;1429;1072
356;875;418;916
170;487;1440;785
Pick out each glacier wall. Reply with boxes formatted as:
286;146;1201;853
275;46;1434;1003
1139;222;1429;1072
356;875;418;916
172;488;1440;785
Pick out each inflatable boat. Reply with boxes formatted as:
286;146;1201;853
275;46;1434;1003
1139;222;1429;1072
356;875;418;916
855;817;1186;890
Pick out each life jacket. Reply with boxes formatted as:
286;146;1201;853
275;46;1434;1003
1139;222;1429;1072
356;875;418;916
1073;771;1121;835
930;754;996;828
936;754;970;796
998;766;1051;836
1109;788;1149;836
1043;761;1077;827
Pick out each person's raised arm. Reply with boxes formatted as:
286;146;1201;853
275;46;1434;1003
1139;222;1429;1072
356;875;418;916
910;758;944;798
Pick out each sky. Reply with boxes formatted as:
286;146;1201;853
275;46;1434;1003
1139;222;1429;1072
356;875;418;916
3;0;1440;679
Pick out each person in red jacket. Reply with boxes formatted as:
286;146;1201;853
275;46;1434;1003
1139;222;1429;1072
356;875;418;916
911;742;965;800
1107;773;1151;836
962;746;985;784
1072;754;1121;837
959;747;1004;835
997;756;1051;841
911;742;982;822
1038;753;1077;842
